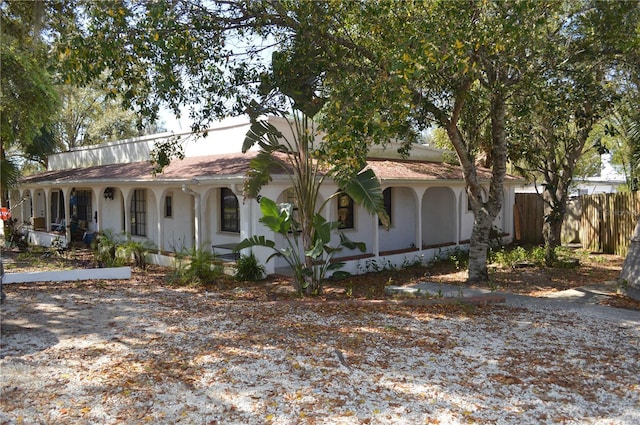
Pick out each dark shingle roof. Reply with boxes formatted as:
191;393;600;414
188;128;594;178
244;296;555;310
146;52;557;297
20;152;520;186
20;152;258;184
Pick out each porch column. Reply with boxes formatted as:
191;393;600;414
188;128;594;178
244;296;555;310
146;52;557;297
28;189;36;227
122;188;131;236
415;188;423;250
182;184;201;249
61;187;71;242
95;186;104;233
373;210;380;257
233;183;251;246
40;188;50;231
155;189;164;253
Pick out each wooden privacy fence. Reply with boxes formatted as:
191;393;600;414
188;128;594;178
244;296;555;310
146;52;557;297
580;192;640;256
514;193;544;244
514;192;639;255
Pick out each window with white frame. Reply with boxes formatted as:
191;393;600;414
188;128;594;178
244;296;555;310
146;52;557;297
130;189;147;236
164;193;173;218
220;187;239;233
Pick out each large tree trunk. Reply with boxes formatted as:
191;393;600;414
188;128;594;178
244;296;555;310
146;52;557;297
620;217;640;300
468;210;494;282
468;87;508;282
542;187;565;265
445;123;494;282
543;217;563;264
444;84;508;283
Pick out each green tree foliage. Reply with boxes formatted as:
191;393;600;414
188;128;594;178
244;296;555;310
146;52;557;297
604;109;640;190
259;0;559;282
47;0;278;169
18;0;637;282
509;0;639;264
1;1;58;200
54;83;157;151
53;0;270;131
2;1;170;190
598;0;640;191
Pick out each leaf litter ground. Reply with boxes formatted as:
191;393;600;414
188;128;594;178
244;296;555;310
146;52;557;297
1;248;639;424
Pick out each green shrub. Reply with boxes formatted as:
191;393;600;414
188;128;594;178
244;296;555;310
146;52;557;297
117;236;155;269
93;230;154;269
530;246;546;263
234;252;266;281
93;230;125;267
490;245;578;268
448;248;469;271
491;245;533;267
169;247;223;286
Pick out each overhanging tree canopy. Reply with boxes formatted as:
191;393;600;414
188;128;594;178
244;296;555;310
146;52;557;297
260;0;561;281
1;1;59;200
23;0;640;282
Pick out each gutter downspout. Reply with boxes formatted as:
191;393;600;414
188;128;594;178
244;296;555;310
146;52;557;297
182;184;201;249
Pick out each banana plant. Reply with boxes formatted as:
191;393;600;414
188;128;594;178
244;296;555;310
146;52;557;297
238;105;388;294
235;196;365;295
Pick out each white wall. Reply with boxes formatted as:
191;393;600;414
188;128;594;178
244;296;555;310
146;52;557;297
164;189;195;252
422;187;456;246
47;117;309;172
48;137;156;170
101;189;124;234
183;119;253;157
32;190;46;219
379;187;417;252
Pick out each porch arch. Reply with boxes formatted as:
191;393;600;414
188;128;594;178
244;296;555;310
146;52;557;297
421;187;456;248
378;186;418;254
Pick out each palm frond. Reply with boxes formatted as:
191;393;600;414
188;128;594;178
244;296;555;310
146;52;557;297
242;120;286;153
335;168;390;229
244;152;280;199
1;158;21;193
234;235;276;252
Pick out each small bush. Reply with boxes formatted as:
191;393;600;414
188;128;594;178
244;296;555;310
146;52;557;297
117;237;155;269
92;231;154;269
491;245;532;267
93;230;124;267
448;248;469;270
234;252;265;281
425;248;469;270
530;246;546;263
490;245;579;268
169;248;223;286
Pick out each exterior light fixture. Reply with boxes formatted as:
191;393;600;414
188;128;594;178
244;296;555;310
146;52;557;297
103;187;114;200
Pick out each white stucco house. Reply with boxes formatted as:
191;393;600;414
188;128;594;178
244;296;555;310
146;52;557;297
12;116;520;276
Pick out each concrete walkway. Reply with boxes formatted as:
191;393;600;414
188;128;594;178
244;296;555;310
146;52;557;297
387;281;640;326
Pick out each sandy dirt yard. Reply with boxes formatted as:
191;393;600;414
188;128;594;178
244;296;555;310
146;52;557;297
1;271;640;425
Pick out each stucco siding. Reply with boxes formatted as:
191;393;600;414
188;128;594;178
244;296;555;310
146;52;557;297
379;187;417;252
422;187;456;247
